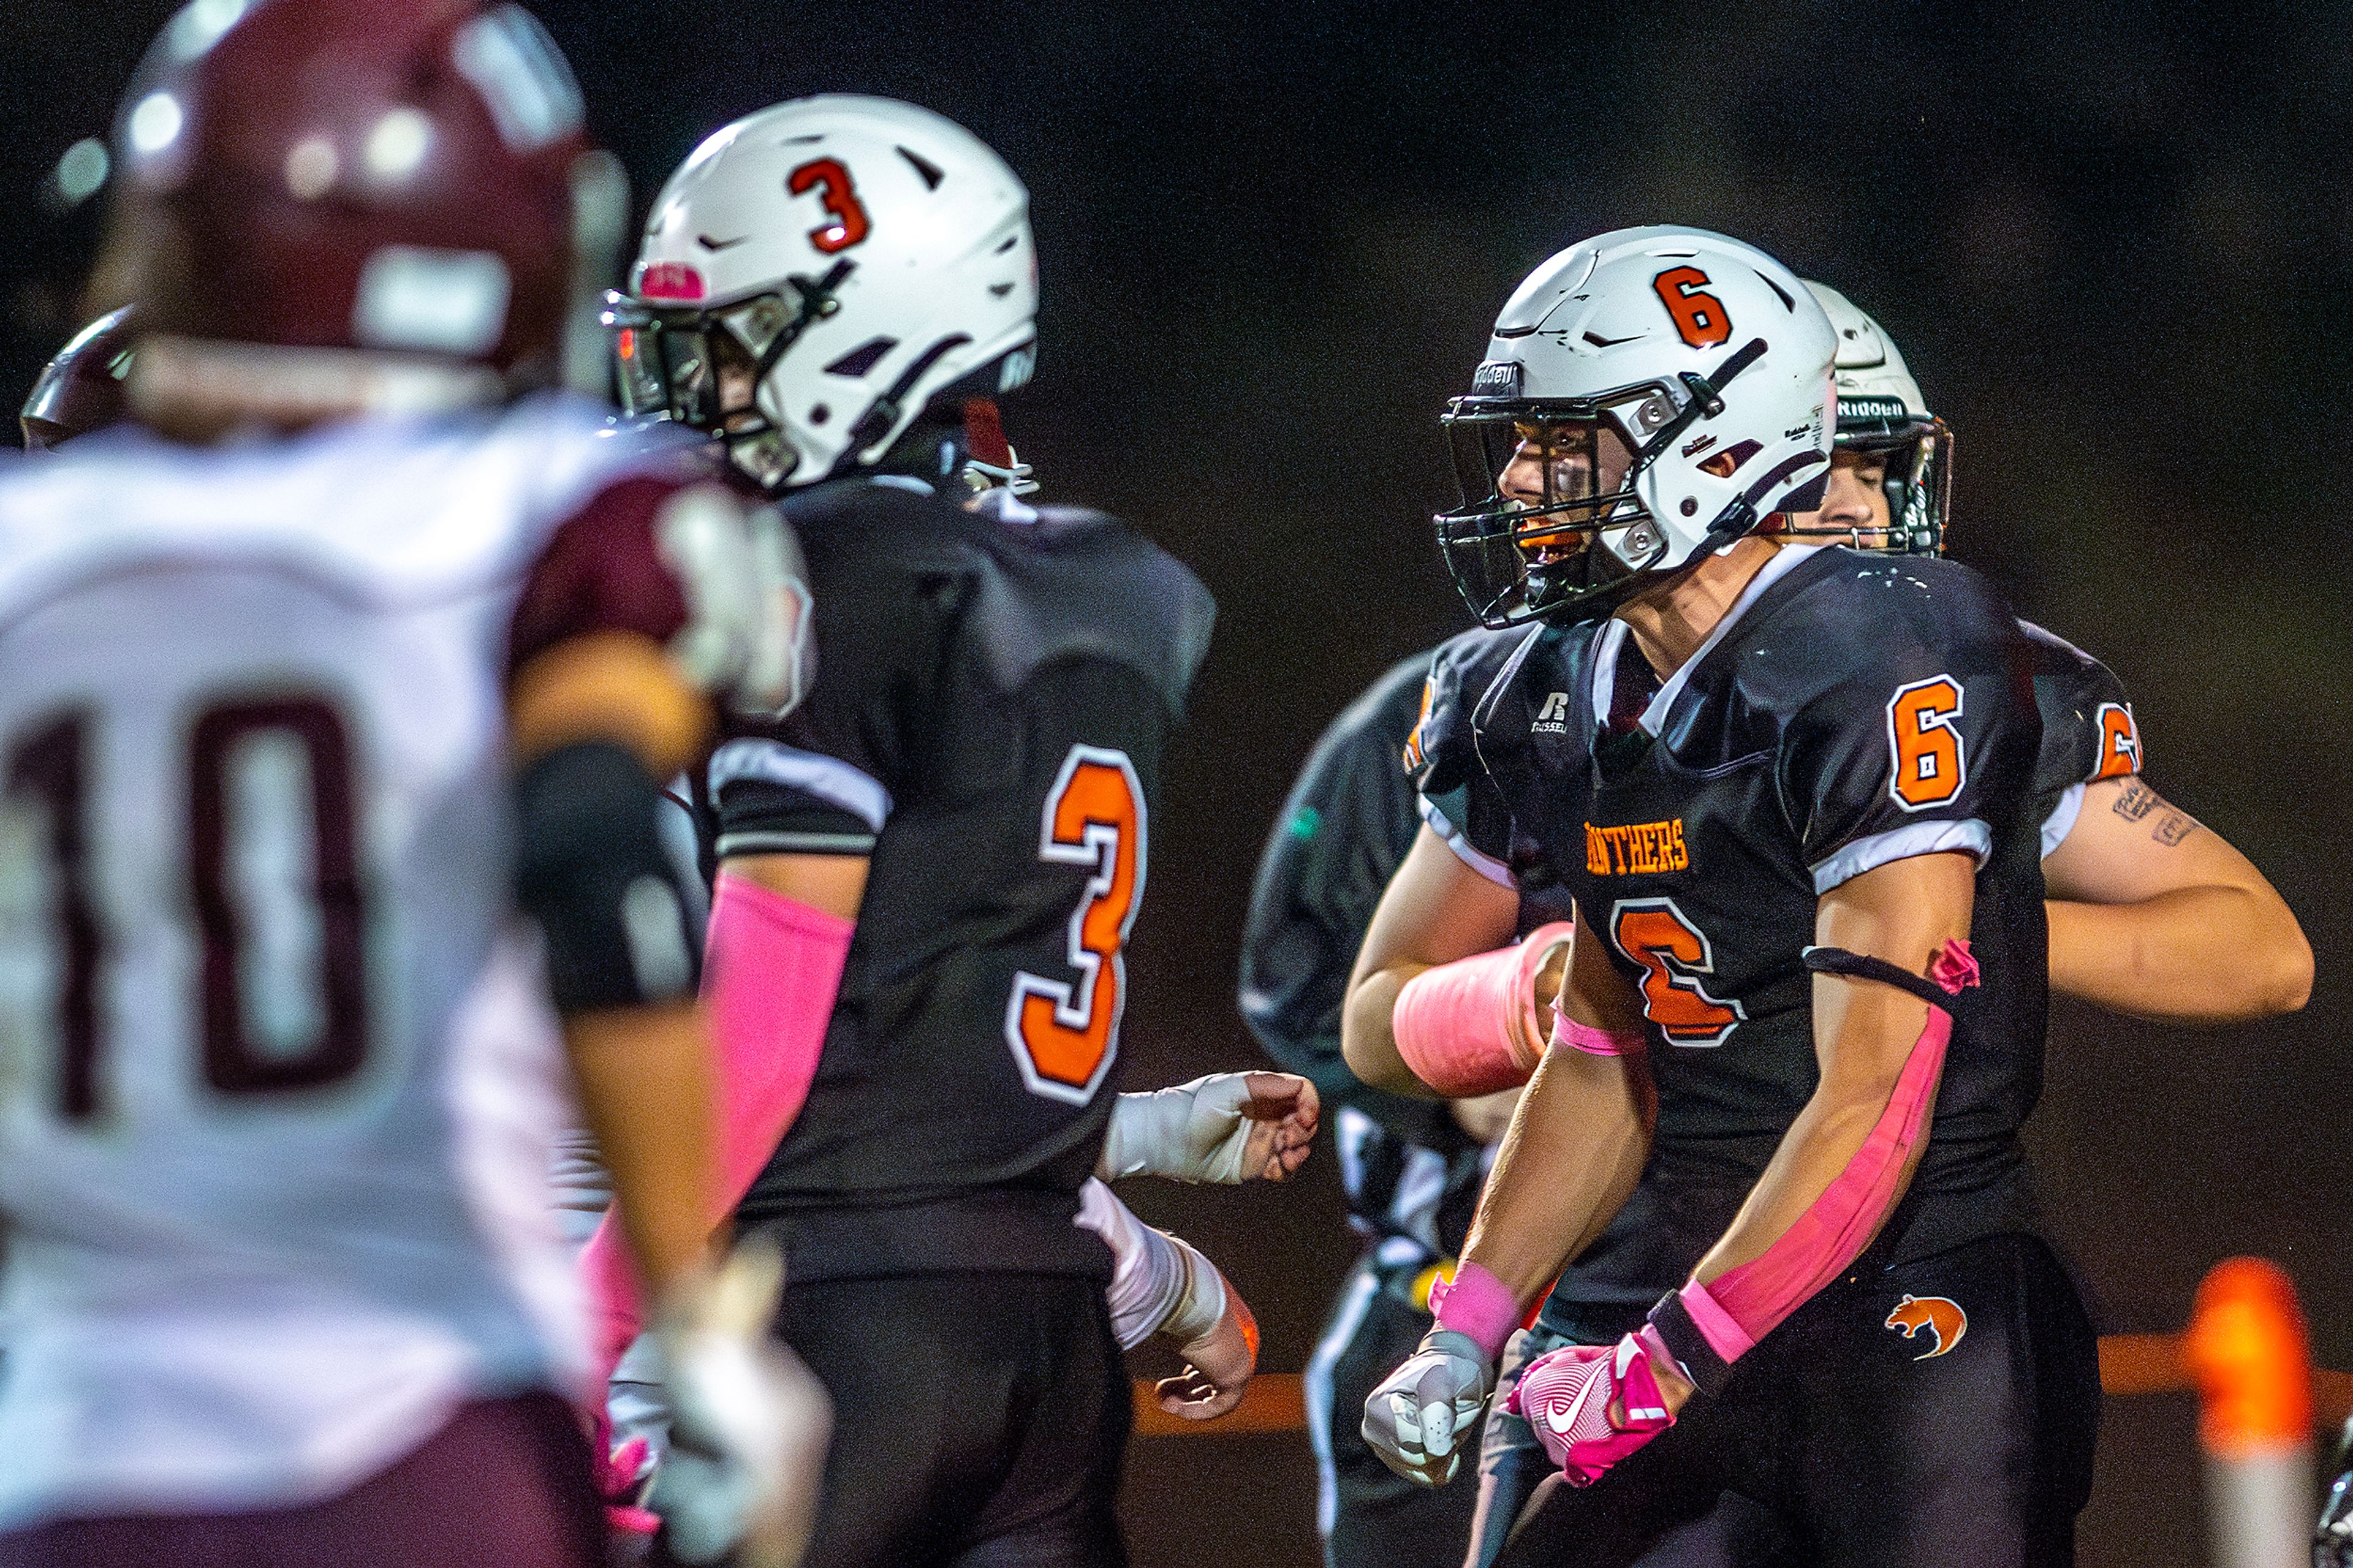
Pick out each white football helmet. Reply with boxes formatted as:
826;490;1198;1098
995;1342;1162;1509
1436;227;1835;626
607;95;1036;491
1795;281;1953;554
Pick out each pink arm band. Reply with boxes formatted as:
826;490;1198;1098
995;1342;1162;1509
1427;1259;1521;1362
1390;922;1573;1097
1686;939;1979;1357
577;872;854;1388
1553;1015;1643;1058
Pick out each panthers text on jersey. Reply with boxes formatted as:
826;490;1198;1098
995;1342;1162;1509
708;479;1214;1285
1412;543;2050;1323
0;397;788;1527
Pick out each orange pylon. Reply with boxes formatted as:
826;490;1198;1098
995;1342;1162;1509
2185;1257;2315;1568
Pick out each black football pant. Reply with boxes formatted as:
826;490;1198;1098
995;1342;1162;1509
765;1272;1130;1568
1308;1262;1485;1568
1487;1233;2100;1568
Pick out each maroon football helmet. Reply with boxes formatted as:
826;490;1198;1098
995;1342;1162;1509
20;307;138;451
97;0;605;388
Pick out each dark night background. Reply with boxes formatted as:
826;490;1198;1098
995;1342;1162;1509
3;2;2346;1562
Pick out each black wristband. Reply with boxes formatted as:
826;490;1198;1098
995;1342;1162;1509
1800;945;1955;1010
1645;1289;1737;1401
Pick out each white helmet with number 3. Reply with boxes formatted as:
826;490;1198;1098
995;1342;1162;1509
608;95;1036;491
1436;226;1836;626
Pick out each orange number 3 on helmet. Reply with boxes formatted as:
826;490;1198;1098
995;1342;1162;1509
1885;675;1968;809
1653;266;1732;349
1005;746;1145;1104
787;157;872;254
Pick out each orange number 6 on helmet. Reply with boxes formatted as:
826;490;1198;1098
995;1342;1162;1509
1653;267;1732;349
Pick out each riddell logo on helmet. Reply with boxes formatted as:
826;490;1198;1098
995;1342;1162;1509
1884;1295;1967;1360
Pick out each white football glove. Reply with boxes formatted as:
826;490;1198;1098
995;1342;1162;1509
1362;1328;1495;1487
1097;1071;1317;1184
648;1242;832;1568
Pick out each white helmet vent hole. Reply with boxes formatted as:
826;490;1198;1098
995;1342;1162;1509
994;235;1019;255
809;404;830;425
897;146;945;189
824;338;898;377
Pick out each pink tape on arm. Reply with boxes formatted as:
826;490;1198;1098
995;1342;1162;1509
577;873;854;1387
1390;922;1573;1097
1428;1259;1521;1362
1699;967;1961;1350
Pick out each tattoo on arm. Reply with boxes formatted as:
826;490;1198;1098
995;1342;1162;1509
2111;780;2200;846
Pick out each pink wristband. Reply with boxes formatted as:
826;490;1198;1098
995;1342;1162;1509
1428;1259;1520;1362
1553;1015;1643;1058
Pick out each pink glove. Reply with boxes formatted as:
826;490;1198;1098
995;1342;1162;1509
589;1410;660;1539
1504;1330;1675;1487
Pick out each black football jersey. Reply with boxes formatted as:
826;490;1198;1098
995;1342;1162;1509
1413;545;2050;1321
715;479;1214;1284
2021;619;2142;851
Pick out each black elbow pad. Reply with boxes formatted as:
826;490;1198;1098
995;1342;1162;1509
514;741;699;1014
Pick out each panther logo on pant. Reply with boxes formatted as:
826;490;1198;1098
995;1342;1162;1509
1884;1295;1968;1360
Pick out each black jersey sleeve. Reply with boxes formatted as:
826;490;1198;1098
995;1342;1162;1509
2017;619;2142;854
1407;628;1521;888
707;485;966;859
1776;565;2040;894
1240;653;1452;1135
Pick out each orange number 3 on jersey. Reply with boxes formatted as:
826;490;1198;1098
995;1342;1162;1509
1609;898;1745;1047
1005;746;1145;1104
1885;675;1967;809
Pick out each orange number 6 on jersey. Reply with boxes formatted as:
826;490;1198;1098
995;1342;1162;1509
1610;898;1745;1047
1005;746;1145;1104
1885;675;1967;809
1653;267;1732;349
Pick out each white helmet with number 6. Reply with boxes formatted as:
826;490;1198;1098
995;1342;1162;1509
1436;226;1836;626
608;95;1036;491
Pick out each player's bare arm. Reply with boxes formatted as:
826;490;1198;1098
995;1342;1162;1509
1358;904;1648;1487
1687;850;1974;1310
1341;825;1523;1095
510;632;721;1297
1454;906;1654;1305
2042;776;2311;1021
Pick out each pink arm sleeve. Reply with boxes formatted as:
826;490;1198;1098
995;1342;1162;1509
577;871;854;1387
1683;939;1980;1355
1390;922;1573;1097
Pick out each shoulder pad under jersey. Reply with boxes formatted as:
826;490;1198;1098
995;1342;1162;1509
2017;619;2141;789
962;502;1216;718
1407;623;1542;795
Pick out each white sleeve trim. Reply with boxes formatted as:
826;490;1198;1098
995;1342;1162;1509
707;737;892;831
1417;793;1514;888
1809;817;1991;894
2039;781;2088;860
